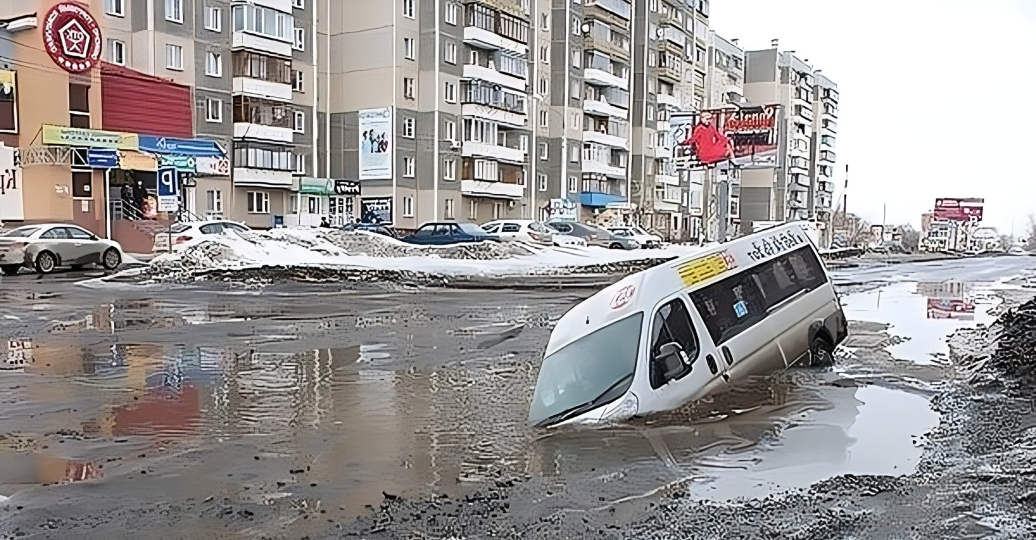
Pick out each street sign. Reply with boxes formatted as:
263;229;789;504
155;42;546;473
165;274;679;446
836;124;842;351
157;167;179;212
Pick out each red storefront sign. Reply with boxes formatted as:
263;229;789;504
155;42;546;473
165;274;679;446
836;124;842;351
42;3;103;73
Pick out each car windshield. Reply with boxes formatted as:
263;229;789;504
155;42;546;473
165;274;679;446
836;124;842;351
632;226;650;235
457;223;485;235
528;312;644;427
169;224;192;234
1;226;40;237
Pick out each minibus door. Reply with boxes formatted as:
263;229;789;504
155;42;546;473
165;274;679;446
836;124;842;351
646;293;728;409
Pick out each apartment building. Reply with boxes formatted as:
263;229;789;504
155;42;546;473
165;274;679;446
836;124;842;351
741;43;836;231
318;0;530;229
704;30;743;237
628;0;709;240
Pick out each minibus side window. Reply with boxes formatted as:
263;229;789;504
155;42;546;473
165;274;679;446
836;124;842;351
754;247;828;308
690;270;768;345
649;298;700;389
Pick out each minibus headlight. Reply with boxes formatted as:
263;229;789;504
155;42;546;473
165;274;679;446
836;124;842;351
602;392;638;422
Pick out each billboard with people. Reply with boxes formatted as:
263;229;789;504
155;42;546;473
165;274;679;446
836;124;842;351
358;108;393;180
669;105;780;169
933;198;984;223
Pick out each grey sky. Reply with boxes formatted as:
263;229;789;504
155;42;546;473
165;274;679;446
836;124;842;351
710;0;1035;236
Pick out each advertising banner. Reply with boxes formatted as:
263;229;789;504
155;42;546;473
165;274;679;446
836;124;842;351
334;180;361;196
43;125;138;150
118;150;158;171
157;167;179;212
195;156;230;176
0;144;22;221
86;148;118;168
360;197;393;224
546;198;577;222
358;108;393;180
139;136;225;157
934;198;984;222
669;105;780;169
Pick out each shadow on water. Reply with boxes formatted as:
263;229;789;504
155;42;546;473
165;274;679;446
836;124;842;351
0;280;943;523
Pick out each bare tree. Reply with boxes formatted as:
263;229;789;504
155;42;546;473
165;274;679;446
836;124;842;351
1026;215;1036;251
831;212;873;248
900;224;920;253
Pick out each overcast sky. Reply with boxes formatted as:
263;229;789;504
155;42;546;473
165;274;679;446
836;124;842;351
710;0;1036;236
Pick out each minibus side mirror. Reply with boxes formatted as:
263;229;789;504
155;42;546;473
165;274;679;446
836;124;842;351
656;342;692;372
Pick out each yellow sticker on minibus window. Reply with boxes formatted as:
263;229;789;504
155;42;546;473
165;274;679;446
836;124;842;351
676;252;736;288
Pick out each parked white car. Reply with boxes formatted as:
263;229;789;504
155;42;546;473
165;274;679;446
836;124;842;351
608;226;663;249
153;220;251;253
481;220;587;248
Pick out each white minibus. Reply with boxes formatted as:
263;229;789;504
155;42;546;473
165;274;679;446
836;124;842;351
528;222;848;428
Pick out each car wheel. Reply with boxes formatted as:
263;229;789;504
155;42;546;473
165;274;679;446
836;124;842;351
809;337;835;367
609;243;623;249
35;251;57;274
102;248;122;270
1;264;20;276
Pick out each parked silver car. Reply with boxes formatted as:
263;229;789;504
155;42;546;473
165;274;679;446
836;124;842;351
0;224;124;275
545;221;640;250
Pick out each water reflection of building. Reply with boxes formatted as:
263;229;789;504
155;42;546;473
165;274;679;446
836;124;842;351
918;281;976;320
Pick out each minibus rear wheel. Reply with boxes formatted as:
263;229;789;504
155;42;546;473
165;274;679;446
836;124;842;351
809;337;835;367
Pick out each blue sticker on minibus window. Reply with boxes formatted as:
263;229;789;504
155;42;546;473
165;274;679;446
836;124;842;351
733;301;748;318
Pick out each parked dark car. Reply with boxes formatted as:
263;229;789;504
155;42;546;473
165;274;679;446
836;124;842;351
401;222;499;245
341;222;399;239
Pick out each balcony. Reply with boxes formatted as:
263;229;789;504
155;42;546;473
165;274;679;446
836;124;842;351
819;150;836;163
585;22;631;61
461;104;526;128
232;167;293;188
584;67;628;91
233;78;292;102
232;32;292;58
580;191;628;209
663;26;687;48
461;179;524;199
819;180;835;193
462;141;525;163
585;0;632;20
582;159;626;178
822;104;839;119
657;174;679;186
463;26;527;57
583;98;628;120
464;4;529;56
656;92;679;108
822;120;838;134
462;64;525;93
583;130;628;150
233;123;293;143
789;157;809;172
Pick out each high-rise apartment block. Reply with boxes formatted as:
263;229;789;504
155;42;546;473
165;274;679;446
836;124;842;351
741;43;837;232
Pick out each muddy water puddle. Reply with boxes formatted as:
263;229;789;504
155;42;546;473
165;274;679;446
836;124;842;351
841;280;1004;364
0;282;945;525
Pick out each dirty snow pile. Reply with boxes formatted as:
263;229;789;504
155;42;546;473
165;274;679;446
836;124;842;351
992;297;1036;379
101;227;702;286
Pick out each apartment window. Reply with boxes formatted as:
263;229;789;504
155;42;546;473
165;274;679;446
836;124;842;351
105;0;124;17
233;51;293;83
519;135;528;152
233;142;297;171
165;0;183;23
205;6;222;31
206;190;223;214
571;16;580;35
540;13;549;29
205;52;222;77
569;112;580;130
404;37;415;60
247;192;270;214
444;159;456;180
293;0;305;7
538;110;547;127
445;82;456;103
647;105;655;121
401;157;414;178
539;142;548;160
537;174;547;192
403;0;415;19
445;41;457;64
294;28;305;51
445;1;458;24
569;145;579;163
403;77;415;99
539;45;549;63
293;111;305;133
108;39;126;65
538;78;548;95
295;155;306;175
570;80;579;99
468;199;477;220
403;117;415;138
206;98;223;122
444;198;455;219
292;70;304;92
231;4;295;43
567;176;577;193
650;0;659;11
166;44;183;70
444;120;456;141
571;49;580;68
493;202;502;220
403;196;414;217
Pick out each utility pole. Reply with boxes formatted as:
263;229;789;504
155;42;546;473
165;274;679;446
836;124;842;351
716;164;730;243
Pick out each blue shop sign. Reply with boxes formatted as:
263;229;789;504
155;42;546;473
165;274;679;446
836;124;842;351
139;136;225;157
86;148;119;169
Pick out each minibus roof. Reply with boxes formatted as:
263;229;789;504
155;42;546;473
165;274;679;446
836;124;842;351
545;222;819;356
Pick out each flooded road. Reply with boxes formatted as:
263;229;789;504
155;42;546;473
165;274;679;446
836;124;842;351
1;256;1034;538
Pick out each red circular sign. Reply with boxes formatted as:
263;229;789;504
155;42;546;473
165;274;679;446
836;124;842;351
42;3;102;73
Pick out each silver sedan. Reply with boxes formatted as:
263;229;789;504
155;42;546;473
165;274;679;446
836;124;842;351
0;224;124;275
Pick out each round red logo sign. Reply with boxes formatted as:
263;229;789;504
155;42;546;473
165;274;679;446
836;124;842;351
42;3;102;73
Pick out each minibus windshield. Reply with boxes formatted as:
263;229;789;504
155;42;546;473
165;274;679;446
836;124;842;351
528;312;644;427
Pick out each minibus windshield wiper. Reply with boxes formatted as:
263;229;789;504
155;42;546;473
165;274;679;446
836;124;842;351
534;373;634;427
